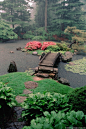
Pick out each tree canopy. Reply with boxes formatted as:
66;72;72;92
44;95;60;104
0;0;31;29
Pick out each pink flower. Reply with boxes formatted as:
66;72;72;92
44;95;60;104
41;42;56;50
25;41;42;50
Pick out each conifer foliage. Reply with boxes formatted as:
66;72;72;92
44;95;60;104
0;0;31;29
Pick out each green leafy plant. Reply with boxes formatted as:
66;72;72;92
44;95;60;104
0;82;16;109
57;42;70;51
67;86;86;115
21;92;72;123
23;31;34;39
22;110;86;129
0;82;17;127
64;26;86;45
46;45;60;52
0;20;18;41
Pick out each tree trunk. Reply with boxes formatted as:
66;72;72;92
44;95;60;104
45;0;47;32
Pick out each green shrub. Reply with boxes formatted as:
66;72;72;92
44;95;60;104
23;31;34;39
22;110;86;129
23;34;34;39
57;42;69;51
47;45;60;52
0;82;16;126
32;36;46;40
67;86;86;114
0;82;16;109
21;92;71;123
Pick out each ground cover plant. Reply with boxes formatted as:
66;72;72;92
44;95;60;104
31;79;74;95
21;92;72;124
22;110;86;129
0;72;33;96
0;72;73;96
65;57;86;75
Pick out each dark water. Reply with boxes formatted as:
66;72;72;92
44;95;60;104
0;40;39;76
58;55;86;88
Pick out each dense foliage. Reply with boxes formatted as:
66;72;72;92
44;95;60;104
0;20;18;41
21;92;71;123
0;82;16;127
0;82;16;109
64;26;86;44
22;110;86;129
0;0;31;29
46;45;60;52
67;86;86;115
34;0;86;35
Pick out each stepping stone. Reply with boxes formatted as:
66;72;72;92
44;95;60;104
24;81;38;89
33;76;44;81
15;96;27;103
23;89;32;94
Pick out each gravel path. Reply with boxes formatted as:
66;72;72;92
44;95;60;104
58;54;86;88
0;40;39;75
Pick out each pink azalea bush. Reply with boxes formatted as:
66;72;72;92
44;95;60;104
41;42;56;50
25;41;42;50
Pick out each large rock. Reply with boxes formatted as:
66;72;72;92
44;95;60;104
61;51;73;62
7;61;17;73
58;77;70;86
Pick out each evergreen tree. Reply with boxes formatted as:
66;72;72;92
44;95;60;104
49;0;85;33
0;0;31;29
34;0;58;32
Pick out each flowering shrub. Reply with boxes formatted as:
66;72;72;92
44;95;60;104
41;42;56;50
25;41;42;50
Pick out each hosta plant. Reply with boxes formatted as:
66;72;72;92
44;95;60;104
0;82;16;109
21;92;72;123
22;110;86;129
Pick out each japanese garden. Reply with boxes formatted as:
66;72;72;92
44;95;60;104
0;0;86;128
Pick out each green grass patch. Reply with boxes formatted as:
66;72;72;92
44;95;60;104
0;72;74;96
31;79;74;95
0;72;33;96
27;49;44;55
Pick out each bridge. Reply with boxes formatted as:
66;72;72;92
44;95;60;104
35;52;61;79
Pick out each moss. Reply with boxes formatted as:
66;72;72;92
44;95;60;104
65;57;86;75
